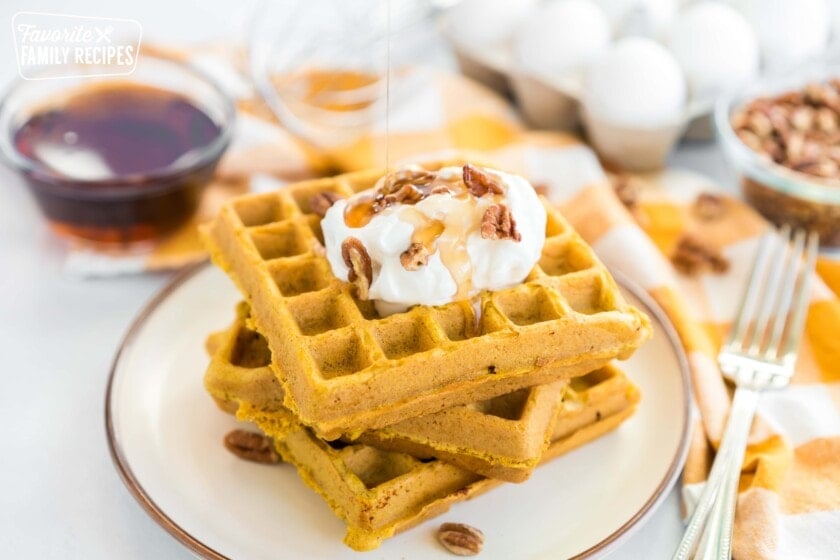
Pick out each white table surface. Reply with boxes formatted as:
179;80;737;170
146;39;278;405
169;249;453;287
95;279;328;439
0;1;737;558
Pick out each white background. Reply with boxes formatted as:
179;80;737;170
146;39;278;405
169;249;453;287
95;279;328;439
0;1;735;558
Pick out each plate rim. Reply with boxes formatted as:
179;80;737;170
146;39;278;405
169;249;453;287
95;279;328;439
105;262;692;560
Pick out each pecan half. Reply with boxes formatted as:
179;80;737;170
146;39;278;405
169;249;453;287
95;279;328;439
693;193;726;221
671;234;729;276
481;204;521;241
377;167;436;195
400;242;430;270
309;191;342;217
374;183;426;212
805;82;840;112
224;430;281;464
368;167;440;213
790;106;814;131
463;163;503;197
341;237;373;299
437;523;484;556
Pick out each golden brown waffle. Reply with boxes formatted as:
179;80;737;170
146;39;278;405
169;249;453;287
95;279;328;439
355;381;566;483
359;366;635;482
204;302;285;415
206;305;571;482
202;161;651;438
237;365;640;551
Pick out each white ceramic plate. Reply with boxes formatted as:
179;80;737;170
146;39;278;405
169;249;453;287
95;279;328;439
106;264;690;560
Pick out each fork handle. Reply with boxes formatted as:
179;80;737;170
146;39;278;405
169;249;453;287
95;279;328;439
694;470;729;559
672;387;760;560
697;387;760;560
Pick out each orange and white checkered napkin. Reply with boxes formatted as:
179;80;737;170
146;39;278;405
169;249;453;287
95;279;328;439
78;45;840;558
533;166;840;560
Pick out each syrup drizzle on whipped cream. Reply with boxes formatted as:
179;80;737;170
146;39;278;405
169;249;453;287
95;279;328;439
345;165;507;301
344;167;456;227
321;164;546;313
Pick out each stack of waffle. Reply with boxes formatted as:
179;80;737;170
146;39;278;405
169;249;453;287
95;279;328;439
201;162;651;551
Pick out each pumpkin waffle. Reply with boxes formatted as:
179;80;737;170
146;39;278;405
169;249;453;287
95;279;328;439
359;365;635;482
236;364;640;551
202;161;651;439
206;304;571;482
204;302;284;416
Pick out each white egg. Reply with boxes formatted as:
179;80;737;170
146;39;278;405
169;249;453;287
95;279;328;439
734;0;830;70
584;37;687;127
667;2;759;102
593;0;677;39
515;0;611;79
446;0;539;47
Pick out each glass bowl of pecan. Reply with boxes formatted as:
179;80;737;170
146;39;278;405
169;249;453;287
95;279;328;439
715;65;840;252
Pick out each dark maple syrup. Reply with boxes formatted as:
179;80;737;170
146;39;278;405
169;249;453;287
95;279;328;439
13;83;226;245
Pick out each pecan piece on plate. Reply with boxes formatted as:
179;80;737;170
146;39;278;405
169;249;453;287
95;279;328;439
481;204;521;241
341;237;373;299
223;429;281;464
437;522;484;556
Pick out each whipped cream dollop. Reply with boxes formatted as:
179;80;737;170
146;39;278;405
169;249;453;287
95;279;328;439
321;164;547;313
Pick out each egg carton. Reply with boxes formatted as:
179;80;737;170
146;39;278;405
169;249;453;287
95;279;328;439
441;33;712;171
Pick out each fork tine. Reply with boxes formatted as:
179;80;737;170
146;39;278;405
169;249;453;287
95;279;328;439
779;231;819;365
746;226;791;355
724;232;776;351
764;228;807;358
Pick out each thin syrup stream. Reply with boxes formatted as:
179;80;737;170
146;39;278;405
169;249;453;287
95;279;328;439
384;0;392;170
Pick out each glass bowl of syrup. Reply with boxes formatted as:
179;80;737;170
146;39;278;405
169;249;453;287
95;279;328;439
0;53;234;248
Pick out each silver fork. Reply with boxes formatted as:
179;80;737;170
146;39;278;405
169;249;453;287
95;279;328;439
673;226;819;560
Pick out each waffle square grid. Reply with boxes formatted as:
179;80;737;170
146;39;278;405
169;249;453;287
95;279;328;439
203;162;651;438
206;305;592;482
236;362;639;551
